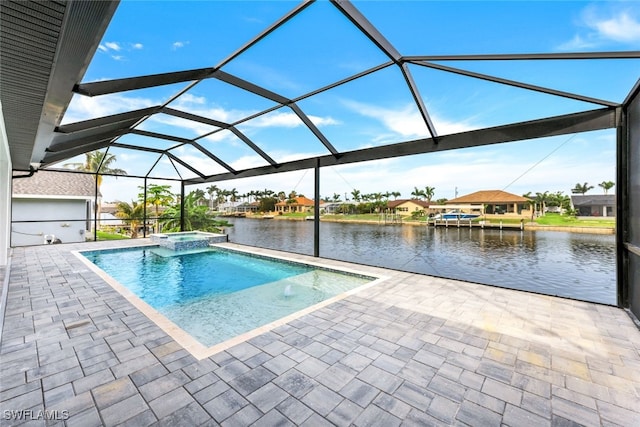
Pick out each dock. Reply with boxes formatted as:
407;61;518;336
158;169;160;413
429;219;524;230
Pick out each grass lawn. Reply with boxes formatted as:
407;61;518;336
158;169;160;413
276;212;615;229
534;213;615;228
325;214;385;221
95;230;130;240
318;213;615;229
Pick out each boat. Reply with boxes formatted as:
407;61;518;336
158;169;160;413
435;210;480;220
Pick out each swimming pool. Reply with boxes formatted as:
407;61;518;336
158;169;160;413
80;245;378;354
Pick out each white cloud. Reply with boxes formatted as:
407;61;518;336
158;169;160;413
172;41;187;50
560;7;640;49
176;93;206;105
557;35;599;51
251;111;302;128
310;115;340;127
144;114;231;144
96;41;145;61
343;100;478;139
62;93;156;124
101;135;615;204
104;42;121;51
590;10;640;43
231;155;270;171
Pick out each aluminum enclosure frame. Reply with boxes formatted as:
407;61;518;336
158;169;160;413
2;0;638;311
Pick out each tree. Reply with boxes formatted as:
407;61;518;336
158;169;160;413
229;188;239;202
411;187;425;200
115;201;144;238
571;182;594;195
547;191;571;212
160;191;230;232
390;191;401;200
598;181;615;195
258;196;277;213
206;185;219;209
138;184;174;233
535;191;550;215
351;189;362;203
332;193;341;202
423;186;435;202
523;192;537;220
65;150;128;190
64;150;127;228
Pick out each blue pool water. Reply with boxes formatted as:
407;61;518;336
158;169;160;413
82;246;374;346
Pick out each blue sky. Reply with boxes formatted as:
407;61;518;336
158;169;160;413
59;0;639;202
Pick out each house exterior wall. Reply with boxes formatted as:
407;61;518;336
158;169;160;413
576;204;615;217
275;197;314;213
0;102;10;266
11;198;90;246
393;201;428;215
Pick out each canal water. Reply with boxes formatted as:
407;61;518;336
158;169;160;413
224;218;616;305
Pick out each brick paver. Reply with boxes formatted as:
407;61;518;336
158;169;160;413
1;240;639;426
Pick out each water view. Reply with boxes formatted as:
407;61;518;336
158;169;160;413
224;218;616;305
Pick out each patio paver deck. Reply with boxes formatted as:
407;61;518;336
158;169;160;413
1;239;639;426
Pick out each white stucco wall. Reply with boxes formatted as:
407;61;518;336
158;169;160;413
11;198;89;246
0;101;11;266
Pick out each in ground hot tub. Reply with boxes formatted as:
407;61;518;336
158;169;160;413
150;231;227;251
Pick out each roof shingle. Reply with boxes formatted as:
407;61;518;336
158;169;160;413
446;190;530;204
12;170;96;198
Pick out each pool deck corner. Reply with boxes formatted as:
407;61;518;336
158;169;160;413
1;239;639;426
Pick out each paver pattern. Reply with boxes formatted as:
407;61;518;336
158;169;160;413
1;240;639;426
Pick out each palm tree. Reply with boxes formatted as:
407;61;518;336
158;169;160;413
535;191;550;215
194;189;205;200
115;201;144;238
411;187;425;200
206;185;219;209
64;150;127;228
598;181;615;195
423;186;435;202
262;189;275;199
390;191;401;200
332;193;341;202
139;184;174;233
216;189;227;206
523;192;536;221
351;189;362;203
571;182;594;195
229;188;239;202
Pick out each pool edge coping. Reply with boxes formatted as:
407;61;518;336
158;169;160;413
71;243;390;360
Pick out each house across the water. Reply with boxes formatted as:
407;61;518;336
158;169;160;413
571;194;616;217
387;199;431;216
275;196;315;213
444;190;532;216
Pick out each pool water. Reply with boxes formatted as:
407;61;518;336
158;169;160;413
82;246;374;346
168;235;203;242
